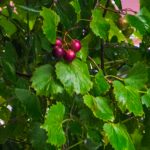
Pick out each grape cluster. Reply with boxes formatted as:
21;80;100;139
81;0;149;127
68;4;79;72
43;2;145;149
52;38;81;62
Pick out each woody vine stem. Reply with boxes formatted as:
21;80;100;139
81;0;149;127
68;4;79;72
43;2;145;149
100;0;111;74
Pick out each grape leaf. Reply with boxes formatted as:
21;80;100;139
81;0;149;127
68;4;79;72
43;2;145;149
30;123;48;150
90;9;110;40
31;64;63;97
124;62;148;89
138;7;150;33
126;15;147;35
108;19;125;42
113;80;143;116
142;89;150;108
114;0;122;9
0;96;5;105
40;7;60;44
55;59;93;95
70;0;81;22
55;0;77;29
140;1;150;16
41;102;66;146
76;34;91;61
2;61;16;83
103;123;135;150
0;16;16;36
93;70;110;95
15;88;41;120
83;95;114;121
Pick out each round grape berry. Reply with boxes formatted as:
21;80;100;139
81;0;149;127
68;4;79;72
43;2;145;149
52;46;65;58
55;38;62;47
64;49;76;62
70;39;81;52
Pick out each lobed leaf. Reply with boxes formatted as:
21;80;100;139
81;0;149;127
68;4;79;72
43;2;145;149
15;88;41;120
113;80;144;116
93;70;110;95
31;64;63;97
124;62;148;89
83;95;114;121
41;102;66;146
40;7;60;44
90;9;110;40
55;59;93;95
103;123;135;150
142;89;150;108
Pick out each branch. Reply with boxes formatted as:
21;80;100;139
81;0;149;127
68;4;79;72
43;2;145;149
100;0;111;74
103;0;111;17
67;140;84;150
88;56;101;71
26;0;30;46
99;4;137;15
16;71;31;78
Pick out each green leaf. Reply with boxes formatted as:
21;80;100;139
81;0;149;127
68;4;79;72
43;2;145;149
70;0;81;22
30;123;48;150
131;129;143;149
83;95;114;121
108;19;125;42
142;89;150;108
1;61;16;82
40;7;60;44
0;96;5;105
15;88;41;120
126;14;147;35
55;0;77;29
31;64;63;97
76;34;91;61
103;123;135;150
93;70;110;95
0;106;11;123
114;0;122;9
2;42;17;64
90;9;110;40
138;7;150;33
140;0;150;11
39;33;51;51
0;16;16;36
56;59;93;95
113;80;143;116
124;62;148;89
41;102;66;146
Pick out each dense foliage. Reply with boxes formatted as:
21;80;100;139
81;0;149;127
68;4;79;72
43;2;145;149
0;0;150;150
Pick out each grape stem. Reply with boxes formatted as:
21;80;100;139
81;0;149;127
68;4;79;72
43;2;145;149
62;118;73;124
88;56;101;71
105;75;124;81
67;140;84;150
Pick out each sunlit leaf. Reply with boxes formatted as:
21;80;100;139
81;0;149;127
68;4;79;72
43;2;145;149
113;80;143;116
56;59;93;95
90;9;110;40
108;19;125;42
103;123;135;150
40;7;60;44
142;89;150;108
83;95;114;121
31;64;63;97
41;102;66;146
